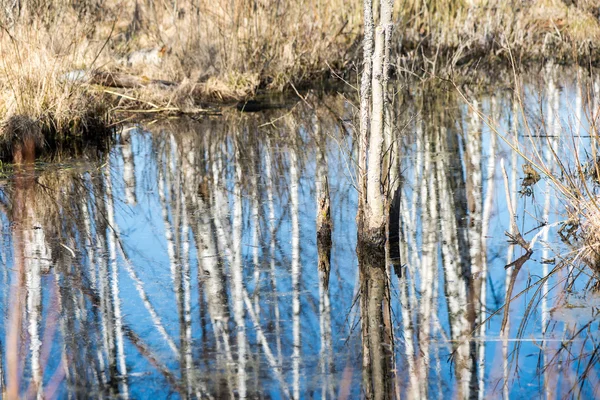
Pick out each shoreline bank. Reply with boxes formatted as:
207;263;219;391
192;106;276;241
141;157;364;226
0;0;599;156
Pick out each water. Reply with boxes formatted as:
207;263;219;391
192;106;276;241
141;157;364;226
1;66;600;399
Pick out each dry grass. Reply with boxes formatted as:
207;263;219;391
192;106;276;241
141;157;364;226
474;67;600;278
0;0;599;159
0;0;361;157
0;19;112;158
398;0;600;72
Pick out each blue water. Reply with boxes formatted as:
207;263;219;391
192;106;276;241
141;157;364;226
1;67;600;399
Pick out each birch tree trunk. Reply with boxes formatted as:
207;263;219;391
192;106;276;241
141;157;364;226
233;142;248;399
434;110;476;400
94;176;116;391
25;224;44;400
185;141;233;385
358;0;394;398
479;96;497;400
359;0;393;240
290;144;301;400
120;128;137;205
316;125;334;399
358;0;374;227
103;161;129;399
417;124;438;399
316;123;332;285
366;26;386;235
264;137;283;366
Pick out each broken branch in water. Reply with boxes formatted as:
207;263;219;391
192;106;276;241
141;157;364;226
501;158;533;334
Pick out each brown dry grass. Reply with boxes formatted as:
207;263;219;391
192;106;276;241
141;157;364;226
0;0;361;155
398;0;600;72
0;0;599;158
488;67;600;278
0;19;112;158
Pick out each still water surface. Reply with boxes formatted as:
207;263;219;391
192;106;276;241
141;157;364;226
1;67;600;399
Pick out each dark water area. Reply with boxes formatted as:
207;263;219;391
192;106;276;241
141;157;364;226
2;66;600;399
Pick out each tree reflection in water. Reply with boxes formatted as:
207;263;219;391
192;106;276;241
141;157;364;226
1;71;600;399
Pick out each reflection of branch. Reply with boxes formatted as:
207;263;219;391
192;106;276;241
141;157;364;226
242;290;291;398
122;326;186;395
73;272;209;399
257;103;299;128
501;159;533;334
112;218;179;356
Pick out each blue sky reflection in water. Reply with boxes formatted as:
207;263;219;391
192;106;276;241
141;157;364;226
2;68;600;399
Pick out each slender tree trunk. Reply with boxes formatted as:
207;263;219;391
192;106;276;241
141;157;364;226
178;163;193;398
417;125;437;399
264;138;283;366
316;125;332;284
121;128;137;205
366;24;386;232
316;126;334;399
358;1;394;397
290;145;302;400
25;228;43;399
358;0;374;227
94;176;116;392
466;98;484;399
479;96;497;400
233;143;248;399
104;162;129;398
436;125;473;400
358;0;394;241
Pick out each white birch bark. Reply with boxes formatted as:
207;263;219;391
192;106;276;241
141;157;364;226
103;162;129;398
417;127;437;398
185;152;232;365
290;145;301;400
316;126;334;399
436;126;472;400
55;273;73;397
359;0;374;217
25;224;43;399
252;162;261;317
399;163;419;400
121;128;137;205
179;174;193;398
157;144;180;288
95;192;114;386
264;138;283;365
431;255;443;400
318;267;334;400
233;143;247;399
100;142;178;358
479;96;498;400
467;99;483;302
211;142;234;263
542;65;560;333
366;26;385;231
166;135;195;397
80;192;97;291
196;135;235;377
